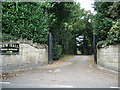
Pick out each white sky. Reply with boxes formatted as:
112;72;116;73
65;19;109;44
74;0;95;14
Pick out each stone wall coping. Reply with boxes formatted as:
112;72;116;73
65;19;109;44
7;39;48;49
98;44;120;49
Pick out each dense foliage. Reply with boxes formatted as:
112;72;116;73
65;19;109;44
93;2;120;48
107;19;120;45
49;2;93;57
2;2;53;43
2;2;93;59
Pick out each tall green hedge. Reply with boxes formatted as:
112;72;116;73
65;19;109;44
2;2;53;43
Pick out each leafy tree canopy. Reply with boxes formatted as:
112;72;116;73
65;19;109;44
93;2;120;47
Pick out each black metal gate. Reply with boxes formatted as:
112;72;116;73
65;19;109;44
93;34;97;64
48;33;53;64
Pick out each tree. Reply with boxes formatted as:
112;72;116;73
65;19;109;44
49;2;94;56
93;2;120;47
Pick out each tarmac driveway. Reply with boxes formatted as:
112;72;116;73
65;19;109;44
2;55;118;88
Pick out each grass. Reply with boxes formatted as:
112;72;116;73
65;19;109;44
62;55;74;60
46;55;74;68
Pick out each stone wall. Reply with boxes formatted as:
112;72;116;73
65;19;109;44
0;40;48;72
97;45;120;71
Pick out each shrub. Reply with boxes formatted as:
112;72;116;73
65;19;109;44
97;19;120;48
53;43;62;60
107;19;120;44
0;33;18;42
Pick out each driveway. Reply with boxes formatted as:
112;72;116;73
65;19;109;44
2;55;118;88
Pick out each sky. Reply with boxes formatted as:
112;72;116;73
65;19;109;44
74;0;95;14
